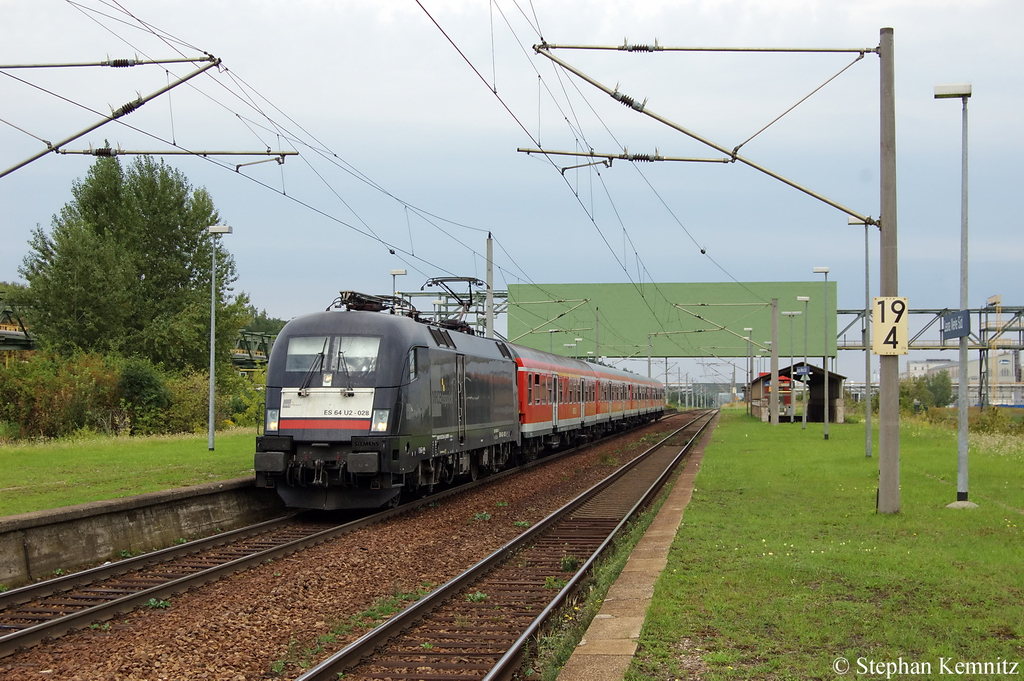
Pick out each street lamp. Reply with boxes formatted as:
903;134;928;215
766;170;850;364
849;216;873;458
207;224;232;451
797;297;810;429
813;267;830;440
782;311;801;420
744;327;753;416
935;81;974;507
390;269;407;299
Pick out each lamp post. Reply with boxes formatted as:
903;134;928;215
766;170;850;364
207;224;232;451
935;82;974;506
782;311;801;420
797;297;810;429
770;298;780;426
813;267;830;440
390;269;407;300
744;327;753;416
849;216;873;458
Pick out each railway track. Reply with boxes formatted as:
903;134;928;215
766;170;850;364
0;513;352;658
0;415;672;661
295;409;716;681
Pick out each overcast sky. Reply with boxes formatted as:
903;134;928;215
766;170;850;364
2;0;1020;383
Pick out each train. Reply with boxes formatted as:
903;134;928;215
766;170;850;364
254;292;664;510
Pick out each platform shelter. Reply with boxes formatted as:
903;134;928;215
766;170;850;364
749;362;845;424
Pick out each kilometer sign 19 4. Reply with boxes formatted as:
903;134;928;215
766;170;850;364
872;297;909;355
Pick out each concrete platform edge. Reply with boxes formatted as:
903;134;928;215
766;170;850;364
556;414;717;681
0;477;285;588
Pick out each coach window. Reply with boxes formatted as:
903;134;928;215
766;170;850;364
535;373;542;405
527;372;533;405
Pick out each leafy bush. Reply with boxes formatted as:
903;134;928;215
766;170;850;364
116;357;170;435
0;349;254;440
970;406;1019;435
0;351;121;438
223;366;265;428
164;371;213;434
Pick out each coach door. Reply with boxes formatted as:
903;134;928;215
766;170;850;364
551;373;560;430
456;354;466;444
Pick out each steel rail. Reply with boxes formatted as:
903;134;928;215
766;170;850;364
0;513;300;611
295;410;716;681
484;410;716;681
0;414;665;659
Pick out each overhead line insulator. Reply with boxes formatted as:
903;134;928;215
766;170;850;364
611;90;646;112
112;98;142;118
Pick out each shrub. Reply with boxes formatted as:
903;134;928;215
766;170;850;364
116;357;171;435
970;406;1017;435
224;366;265;428
0;350;255;440
164;371;212;434
0;351;121;438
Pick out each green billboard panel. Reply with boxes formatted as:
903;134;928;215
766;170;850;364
507;282;836;359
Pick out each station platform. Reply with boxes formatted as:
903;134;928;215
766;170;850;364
556;413;715;680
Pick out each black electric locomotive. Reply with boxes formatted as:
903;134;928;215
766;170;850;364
254;292;663;510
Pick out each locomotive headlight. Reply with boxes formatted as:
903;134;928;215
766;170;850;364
370;409;390;432
265;409;280;433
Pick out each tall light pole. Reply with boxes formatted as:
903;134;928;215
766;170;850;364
782;311;801;420
390;268;407;300
813;267;830;440
770;299;780;426
797;297;810;429
744;327;753;416
935;82;974;507
849;216;873;458
207;224;232;451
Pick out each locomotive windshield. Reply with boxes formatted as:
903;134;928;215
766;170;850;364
284;335;381;380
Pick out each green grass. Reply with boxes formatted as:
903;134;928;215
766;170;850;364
0;428;257;517
628;410;1024;680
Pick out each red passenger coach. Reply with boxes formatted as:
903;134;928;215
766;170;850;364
511;345;664;456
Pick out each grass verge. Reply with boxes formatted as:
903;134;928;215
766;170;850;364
0;428;257;516
628;411;1024;680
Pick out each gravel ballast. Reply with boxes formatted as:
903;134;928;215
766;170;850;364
2;419;676;680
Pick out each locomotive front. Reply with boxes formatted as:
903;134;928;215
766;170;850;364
254;310;414;509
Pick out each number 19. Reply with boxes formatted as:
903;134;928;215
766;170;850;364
875;298;906;324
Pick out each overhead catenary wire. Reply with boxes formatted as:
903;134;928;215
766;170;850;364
16;2;782;369
64;2;518;287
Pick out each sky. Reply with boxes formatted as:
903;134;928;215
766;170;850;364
1;0;1021;385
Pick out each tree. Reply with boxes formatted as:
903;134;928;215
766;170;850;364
14;155;249;371
243;305;288;335
899;376;932;411
924;370;954;408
